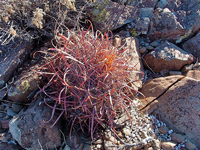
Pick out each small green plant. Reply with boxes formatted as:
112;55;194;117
128;28;138;37
36;24;143;139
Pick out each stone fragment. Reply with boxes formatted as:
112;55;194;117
171;133;185;143
66;130;81;149
161;141;176;150
185;140;197;150
182;32;200;58
139;75;200;148
146;45;154;50
184;70;200;81
8;63;41;103
1;120;10;129
0;38;32;88
169;71;182;76
181;64;194;72
82;144;92;150
143;41;194;73
86;0;138;31
6;108;17;117
12;103;23;113
0;142;21;150
152;139;161;149
9;98;61;149
124;37;144;90
150;41;160;47
158;126;169;134
139;47;147;54
148;8;187;42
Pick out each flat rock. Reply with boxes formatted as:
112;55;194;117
9;98;61;149
0;38;32;88
161;141;176;150
143;41;194;73
182;32;200;58
139;75;200;148
171;133;185;143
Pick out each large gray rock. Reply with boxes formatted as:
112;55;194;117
0;38;32;88
182;32;200;58
139;75;200;148
9;98;62;150
148;8;188;42
87;0;154;34
143;41;194;73
87;0;138;31
152;0;200;43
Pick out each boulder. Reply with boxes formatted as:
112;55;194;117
7;63;41;103
0;38;32;88
86;0;138;31
143;41;194;73
123;37;144;90
86;0;154;34
148;8;188;42
182;32;200;58
152;1;200;42
9;98;62;149
139;75;200;148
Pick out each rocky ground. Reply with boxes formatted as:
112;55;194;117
0;0;200;149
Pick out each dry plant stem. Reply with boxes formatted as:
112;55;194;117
36;25;143;139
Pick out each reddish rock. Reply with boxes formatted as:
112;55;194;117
143;41;194;73
124;37;144;90
0;38;32;88
182;32;200;58
9;98;61;149
184;70;200;81
7;63;41;103
139;76;200;148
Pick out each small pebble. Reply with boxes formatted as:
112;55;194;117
169;71;182;75
146;45;154;50
161;141;177;150
139;47;147;54
158;126;169;134
114;36;121;47
82;144;91;150
6;108;17;117
185;140;197;150
150;41;160;47
1;120;10;129
171;133;185;143
12;103;23;113
181;64;193;72
122;128;131;136
63;144;70;150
